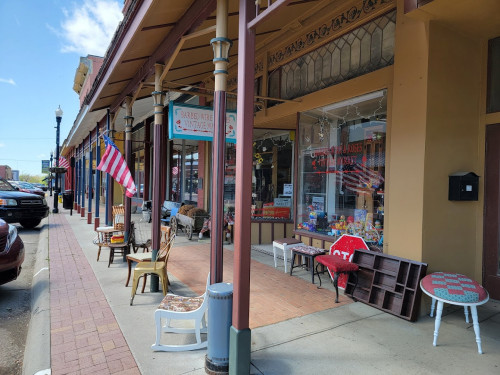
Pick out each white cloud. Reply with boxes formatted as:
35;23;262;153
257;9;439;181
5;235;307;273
58;0;123;56
0;143;4;147
0;78;16;85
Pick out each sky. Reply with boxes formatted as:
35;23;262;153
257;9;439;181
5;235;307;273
0;0;123;177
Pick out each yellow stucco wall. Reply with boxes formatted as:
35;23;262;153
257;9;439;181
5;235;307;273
422;22;482;278
246;2;490;285
99;135;125;206
385;7;429;262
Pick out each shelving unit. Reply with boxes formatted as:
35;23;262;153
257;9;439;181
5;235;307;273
345;249;427;321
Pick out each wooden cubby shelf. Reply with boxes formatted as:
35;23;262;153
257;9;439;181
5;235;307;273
345;249;427;321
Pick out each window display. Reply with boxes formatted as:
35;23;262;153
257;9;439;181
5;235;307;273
252;130;294;220
296;90;386;245
223;130;294;221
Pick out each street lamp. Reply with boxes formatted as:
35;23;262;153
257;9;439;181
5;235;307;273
49;151;53;196
53;105;63;213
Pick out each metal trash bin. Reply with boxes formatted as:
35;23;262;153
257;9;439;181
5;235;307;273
205;282;233;375
62;190;74;209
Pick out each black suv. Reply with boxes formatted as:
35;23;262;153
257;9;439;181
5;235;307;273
0;178;49;229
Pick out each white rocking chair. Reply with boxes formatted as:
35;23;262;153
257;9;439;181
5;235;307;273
151;274;210;352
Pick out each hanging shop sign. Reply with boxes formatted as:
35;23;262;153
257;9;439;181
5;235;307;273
168;102;237;143
41;160;50;174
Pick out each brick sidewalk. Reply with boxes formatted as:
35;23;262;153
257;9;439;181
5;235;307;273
49;212;140;375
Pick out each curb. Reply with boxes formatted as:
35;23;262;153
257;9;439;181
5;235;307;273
22;218;51;375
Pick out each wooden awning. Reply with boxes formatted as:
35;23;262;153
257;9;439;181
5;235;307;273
86;0;322;114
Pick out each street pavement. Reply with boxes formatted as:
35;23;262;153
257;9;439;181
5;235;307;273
24;196;500;374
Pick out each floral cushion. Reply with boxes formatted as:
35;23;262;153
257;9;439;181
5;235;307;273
158;294;204;312
316;255;359;273
290;245;325;256
421;272;488;303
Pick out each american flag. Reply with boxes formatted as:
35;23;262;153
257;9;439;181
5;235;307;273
340;163;384;194
58;156;70;169
97;135;137;198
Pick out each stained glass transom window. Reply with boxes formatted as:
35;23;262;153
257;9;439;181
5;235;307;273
272;11;396;101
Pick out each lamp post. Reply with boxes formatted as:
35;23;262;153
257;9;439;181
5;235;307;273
53;106;63;213
49;151;53;197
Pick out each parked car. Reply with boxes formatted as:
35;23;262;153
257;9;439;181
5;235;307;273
0;178;49;229
0;218;25;285
8;181;45;197
33;183;48;191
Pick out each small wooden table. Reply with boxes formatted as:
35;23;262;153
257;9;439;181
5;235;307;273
95;226;126;266
272;238;303;273
420;272;489;354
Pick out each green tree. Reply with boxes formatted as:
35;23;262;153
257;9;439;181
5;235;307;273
19;174;44;184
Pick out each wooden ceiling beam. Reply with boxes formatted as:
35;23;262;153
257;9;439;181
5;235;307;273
109;0;217;113
159;25;217;83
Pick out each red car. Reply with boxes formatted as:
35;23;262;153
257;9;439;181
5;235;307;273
8;181;45;197
0;219;25;285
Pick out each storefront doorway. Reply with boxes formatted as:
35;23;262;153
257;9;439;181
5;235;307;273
484;123;500;300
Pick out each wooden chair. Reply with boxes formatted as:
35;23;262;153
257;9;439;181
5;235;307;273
93;227;114;262
93;206;125;261
130;221;151;253
108;240;130;267
151;274;209;352
112;205;125;231
125;226;170;287
130;233;176;305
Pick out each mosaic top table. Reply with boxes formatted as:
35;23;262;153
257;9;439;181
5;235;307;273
420;272;489;354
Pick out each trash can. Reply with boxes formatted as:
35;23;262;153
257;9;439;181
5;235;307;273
62;190;74;209
205;282;233;375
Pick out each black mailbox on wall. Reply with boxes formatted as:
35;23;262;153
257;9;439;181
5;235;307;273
449;172;479;201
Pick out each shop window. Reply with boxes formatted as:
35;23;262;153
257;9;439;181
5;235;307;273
253;131;294;220
487;37;500;113
224;143;236;213
134;149;144;198
171;142;198;204
296;90;387;245
268;11;395;102
183;151;198;204
223;130;294;221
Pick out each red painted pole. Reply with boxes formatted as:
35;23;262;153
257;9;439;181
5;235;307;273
233;0;255;332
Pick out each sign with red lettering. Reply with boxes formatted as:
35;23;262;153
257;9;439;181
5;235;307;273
329;234;370;288
169;102;237;142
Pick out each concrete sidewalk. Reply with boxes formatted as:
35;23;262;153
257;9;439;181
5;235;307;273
28;199;500;374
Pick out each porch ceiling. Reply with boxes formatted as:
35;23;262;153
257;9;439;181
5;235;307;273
414;0;500;40
87;0;323;118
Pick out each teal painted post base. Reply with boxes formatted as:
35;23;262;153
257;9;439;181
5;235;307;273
229;326;251;375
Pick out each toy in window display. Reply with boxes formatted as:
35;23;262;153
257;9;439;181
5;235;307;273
316;213;329;232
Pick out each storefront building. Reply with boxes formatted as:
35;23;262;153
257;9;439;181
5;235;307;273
60;0;500;329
